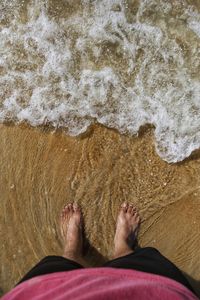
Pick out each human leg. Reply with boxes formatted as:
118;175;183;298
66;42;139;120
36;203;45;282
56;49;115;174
17;203;85;285
111;201;141;259
103;202;194;293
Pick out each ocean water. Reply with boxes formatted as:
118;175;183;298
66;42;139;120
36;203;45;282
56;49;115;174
0;0;200;163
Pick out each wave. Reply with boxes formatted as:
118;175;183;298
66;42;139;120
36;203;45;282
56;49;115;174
0;0;200;162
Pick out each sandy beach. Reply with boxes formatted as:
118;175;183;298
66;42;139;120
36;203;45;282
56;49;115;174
1;0;200;298
0;123;200;296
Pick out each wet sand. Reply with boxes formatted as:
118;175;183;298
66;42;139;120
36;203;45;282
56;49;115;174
0;123;200;296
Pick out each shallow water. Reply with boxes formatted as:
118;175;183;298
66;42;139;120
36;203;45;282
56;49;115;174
0;0;200;162
1;124;200;296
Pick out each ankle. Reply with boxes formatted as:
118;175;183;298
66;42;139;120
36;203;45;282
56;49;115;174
112;239;133;259
63;251;85;266
63;249;81;259
112;249;133;259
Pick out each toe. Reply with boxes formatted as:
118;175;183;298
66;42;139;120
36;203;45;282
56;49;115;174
68;203;73;210
60;210;65;219
61;206;66;214
64;204;70;212
135;213;140;223
73;203;80;212
67;203;74;217
131;207;137;215
61;204;68;218
136;215;141;223
127;204;133;214
63;206;69;216
121;202;128;212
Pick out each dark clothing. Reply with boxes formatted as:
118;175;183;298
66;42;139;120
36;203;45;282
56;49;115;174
17;247;194;294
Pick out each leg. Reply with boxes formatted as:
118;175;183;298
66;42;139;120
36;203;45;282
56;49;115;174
60;203;86;266
112;201;141;259
103;202;194;293
17;203;85;285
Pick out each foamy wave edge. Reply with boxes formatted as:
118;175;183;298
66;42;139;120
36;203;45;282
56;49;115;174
1;0;200;163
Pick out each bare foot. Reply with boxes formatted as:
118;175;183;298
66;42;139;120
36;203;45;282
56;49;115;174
60;203;85;266
112;202;141;259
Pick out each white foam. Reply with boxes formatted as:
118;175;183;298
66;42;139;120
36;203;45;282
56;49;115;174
187;7;200;38
0;0;200;162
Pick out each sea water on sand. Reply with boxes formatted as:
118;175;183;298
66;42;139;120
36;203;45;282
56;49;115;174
0;0;200;162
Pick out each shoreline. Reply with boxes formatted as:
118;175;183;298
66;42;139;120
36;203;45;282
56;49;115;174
0;123;200;296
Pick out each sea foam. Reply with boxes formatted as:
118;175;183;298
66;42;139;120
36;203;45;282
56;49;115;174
0;0;200;162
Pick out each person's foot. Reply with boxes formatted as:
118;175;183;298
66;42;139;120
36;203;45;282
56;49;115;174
112;202;141;259
60;203;84;265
